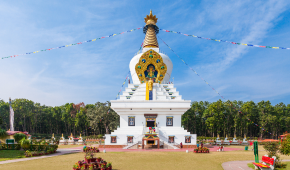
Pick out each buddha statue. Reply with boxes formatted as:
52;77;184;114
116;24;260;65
148;78;153;91
146;65;156;79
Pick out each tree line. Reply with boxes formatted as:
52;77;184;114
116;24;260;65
182;100;290;139
0;98;290;139
0;99;119;137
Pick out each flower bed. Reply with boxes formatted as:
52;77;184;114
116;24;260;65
25;148;57;157
193;147;210;153
83;146;99;153
73;153;112;170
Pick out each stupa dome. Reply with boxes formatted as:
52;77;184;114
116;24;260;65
129;11;173;84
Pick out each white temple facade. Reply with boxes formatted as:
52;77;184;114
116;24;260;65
105;11;196;149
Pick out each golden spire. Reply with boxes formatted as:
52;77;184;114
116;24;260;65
144;10;158;25
143;10;159;48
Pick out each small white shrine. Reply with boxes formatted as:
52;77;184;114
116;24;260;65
105;11;196;149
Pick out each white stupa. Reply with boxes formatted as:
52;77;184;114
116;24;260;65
105;11;196;149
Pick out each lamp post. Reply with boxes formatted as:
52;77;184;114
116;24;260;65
103;136;106;153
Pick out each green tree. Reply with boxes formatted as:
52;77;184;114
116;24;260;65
87;102;119;134
0;100;9;130
13;133;27;143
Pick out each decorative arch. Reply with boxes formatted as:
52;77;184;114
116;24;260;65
135;49;167;84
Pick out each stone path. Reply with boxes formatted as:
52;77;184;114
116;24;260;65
222;159;290;170
94;145;244;152
0;149;80;165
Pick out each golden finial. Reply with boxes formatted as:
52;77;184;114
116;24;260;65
80;133;81;137
144;10;158;25
71;133;73;138
52;133;54;138
62;133;63;138
143;10;159;48
226;134;228;138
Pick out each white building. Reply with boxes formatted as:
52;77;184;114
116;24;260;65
105;11;196;149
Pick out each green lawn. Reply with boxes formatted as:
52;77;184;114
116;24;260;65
248;161;290;170
1;150;290;170
1;149;289;169
0;150;25;161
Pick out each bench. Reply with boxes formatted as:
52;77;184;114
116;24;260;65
252;155;276;170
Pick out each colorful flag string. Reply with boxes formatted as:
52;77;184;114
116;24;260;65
160;29;290;50
106;71;130;115
115;71;130;100
158;36;274;136
1;27;143;60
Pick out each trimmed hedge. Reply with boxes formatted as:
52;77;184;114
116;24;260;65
0;144;21;150
30;144;58;151
0;143;58;151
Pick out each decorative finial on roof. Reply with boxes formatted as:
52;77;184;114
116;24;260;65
143;10;159;48
144;10;158;25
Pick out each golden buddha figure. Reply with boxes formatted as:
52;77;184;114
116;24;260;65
148;78;153;91
146;65;156;80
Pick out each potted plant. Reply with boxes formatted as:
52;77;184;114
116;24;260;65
97;157;102;162
78;160;83;167
107;162;112;170
73;164;80;170
103;161;107;167
101;164;106;170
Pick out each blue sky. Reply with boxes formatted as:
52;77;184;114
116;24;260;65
1;0;290;106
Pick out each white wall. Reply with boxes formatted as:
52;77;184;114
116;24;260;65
156;115;181;127
120;114;182;128
120;114;146;128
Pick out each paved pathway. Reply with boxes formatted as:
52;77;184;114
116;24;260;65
90;145;244;152
222;159;290;170
0;149;80;165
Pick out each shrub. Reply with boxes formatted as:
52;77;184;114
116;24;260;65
280;134;290;156
20;138;31;150
0;128;8;139
263;142;279;157
14;133;27;143
98;134;103;139
263;142;286;168
0;144;21;150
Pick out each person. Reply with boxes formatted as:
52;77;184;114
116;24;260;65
201;142;203;148
180;142;183;148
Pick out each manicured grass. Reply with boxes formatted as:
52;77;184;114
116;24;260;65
0;150;25;161
1;150;290;170
248;162;290;170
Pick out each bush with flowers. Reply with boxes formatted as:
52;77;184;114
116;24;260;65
83;146;99;153
73;148;112;170
194;146;209;153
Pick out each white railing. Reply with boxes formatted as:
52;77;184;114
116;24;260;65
123;128;145;149
157;129;180;149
